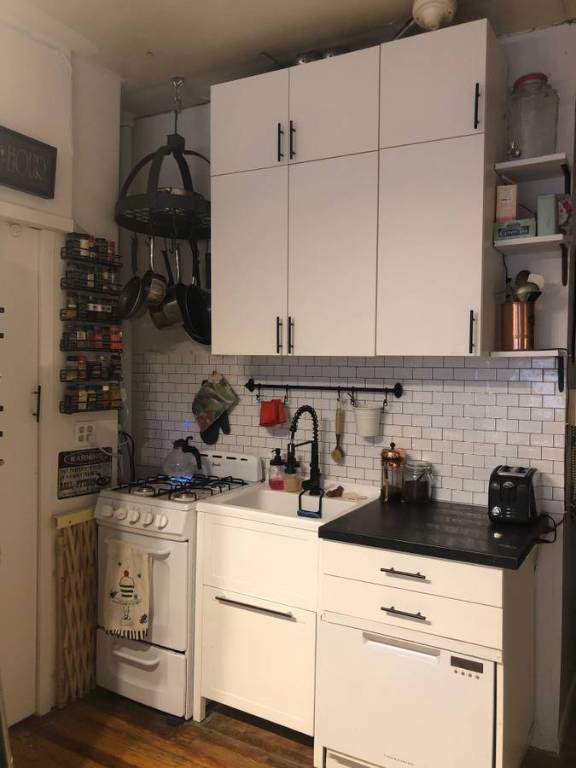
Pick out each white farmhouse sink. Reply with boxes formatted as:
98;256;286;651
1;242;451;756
197;483;378;529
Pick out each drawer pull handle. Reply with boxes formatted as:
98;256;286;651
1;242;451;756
380;566;426;581
381;605;427;622
112;648;160;669
215;595;295;621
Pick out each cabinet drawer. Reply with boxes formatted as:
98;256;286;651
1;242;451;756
200;514;318;610
201;586;315;735
321;541;502;607
321;575;502;648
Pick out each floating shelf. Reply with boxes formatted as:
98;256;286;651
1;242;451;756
493;234;567;254
495;153;570;188
490;349;566;392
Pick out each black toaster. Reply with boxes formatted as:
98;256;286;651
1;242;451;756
488;466;539;525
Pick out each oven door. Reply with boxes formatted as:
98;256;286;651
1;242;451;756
98;527;189;652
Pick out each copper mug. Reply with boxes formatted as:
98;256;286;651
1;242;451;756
501;302;535;351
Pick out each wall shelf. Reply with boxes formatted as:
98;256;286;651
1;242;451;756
490;349;566;392
495;153;570;190
493;235;569;285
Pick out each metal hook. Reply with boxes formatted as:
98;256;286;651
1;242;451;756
284;385;289;405
348;390;357;407
257;384;262;402
383;393;388;408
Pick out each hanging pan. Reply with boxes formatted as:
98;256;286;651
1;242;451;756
150;244;187;329
141;236;167;306
179;239;211;345
117;234;146;320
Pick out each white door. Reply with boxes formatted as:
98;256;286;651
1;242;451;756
316;620;494;768
289;47;380;163
211;69;289;176
288;153;378;356
377;135;485;356
380;19;487;148
0;221;39;725
211;167;288;355
202;586;316;735
97;527;189;652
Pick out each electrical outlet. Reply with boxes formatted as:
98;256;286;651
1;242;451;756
75;421;95;445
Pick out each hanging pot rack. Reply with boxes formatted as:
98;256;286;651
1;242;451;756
244;377;403;406
115;77;211;240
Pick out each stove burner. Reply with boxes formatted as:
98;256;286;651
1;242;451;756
130;486;155;497
171;491;199;503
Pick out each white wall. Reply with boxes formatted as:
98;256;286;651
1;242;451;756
0;14;121;715
129;22;576;753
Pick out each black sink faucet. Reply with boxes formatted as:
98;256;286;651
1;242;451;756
289;405;322;496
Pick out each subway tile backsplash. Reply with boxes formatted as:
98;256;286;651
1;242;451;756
132;349;566;514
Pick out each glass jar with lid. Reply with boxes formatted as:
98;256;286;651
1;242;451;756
507;73;558;159
402;460;433;504
380;442;404;503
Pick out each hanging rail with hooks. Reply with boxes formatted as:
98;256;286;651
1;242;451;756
244;378;403;406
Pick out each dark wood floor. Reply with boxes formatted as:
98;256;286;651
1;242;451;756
8;688;576;767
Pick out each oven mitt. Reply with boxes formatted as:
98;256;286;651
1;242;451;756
201;411;231;445
192;372;239;433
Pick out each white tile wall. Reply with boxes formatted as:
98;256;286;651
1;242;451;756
132;349;566;513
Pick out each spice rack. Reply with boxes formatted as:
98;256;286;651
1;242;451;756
59;233;124;414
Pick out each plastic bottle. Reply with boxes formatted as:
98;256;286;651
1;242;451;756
268;448;285;491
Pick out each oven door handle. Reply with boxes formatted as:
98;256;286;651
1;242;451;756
112;648;160;669
104;539;171;558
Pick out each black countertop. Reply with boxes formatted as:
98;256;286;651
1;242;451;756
318;499;548;569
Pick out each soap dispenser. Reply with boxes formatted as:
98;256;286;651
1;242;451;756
268;448;285;491
284;443;302;494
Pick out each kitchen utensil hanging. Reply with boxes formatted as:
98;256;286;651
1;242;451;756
115;77;210;241
179;239;211;345
141;236;167;306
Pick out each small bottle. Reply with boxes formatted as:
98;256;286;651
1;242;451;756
268;448;285;491
284;443;302;493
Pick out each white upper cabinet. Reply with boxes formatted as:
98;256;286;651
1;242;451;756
288;47;380;163
211;167;288;355
288;153;378;356
211;69;289;176
380;20;489;148
377;134;486;357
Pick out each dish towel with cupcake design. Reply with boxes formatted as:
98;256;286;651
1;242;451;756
103;539;150;640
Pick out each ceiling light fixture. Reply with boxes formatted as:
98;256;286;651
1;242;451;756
412;0;457;31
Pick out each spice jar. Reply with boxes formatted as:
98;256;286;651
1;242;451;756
402;460;433;504
380;442;404;503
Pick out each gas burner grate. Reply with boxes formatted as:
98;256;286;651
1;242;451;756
113;473;247;499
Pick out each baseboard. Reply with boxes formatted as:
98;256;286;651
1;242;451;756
559;671;576;748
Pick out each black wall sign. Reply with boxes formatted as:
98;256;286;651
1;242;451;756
0;125;57;199
58;447;112;499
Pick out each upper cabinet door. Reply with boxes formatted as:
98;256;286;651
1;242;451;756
289;47;380;163
288;153;378;357
211;69;289;176
211;167;288;355
377;135;485;357
380;20;487;148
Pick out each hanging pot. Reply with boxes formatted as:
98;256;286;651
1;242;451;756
117;234;146;320
141;237;167;307
150;244;187;329
179;240;211;345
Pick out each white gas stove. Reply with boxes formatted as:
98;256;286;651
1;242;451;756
95;450;262;719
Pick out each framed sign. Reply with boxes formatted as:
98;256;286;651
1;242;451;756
0;125;57;198
57;447;113;499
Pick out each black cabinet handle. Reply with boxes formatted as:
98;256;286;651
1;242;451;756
216;595;295;621
380;566;426;581
276;316;283;354
474;82;480;129
288;316;294;353
289;120;296;159
277;123;284;162
33;385;42;423
381;605;427;622
468;310;475;354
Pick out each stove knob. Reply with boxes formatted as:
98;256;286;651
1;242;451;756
114;506;128;521
128;509;141;524
100;504;114;518
156;514;168;530
142;511;154;526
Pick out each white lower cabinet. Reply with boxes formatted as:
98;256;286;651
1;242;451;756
317;620;494;768
201;586;316;735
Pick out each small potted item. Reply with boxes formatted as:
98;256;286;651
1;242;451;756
268;448;285;491
380;442;404;503
402;460;433;504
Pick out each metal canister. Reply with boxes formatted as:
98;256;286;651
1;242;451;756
501;302;535;351
380;442;404;503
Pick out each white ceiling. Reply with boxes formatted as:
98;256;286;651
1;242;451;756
26;0;576;116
